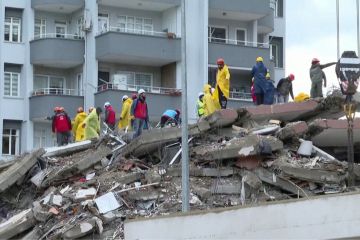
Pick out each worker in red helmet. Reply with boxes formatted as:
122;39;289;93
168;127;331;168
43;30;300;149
309;58;336;98
213;58;230;109
52;106;72;146
276;74;295;103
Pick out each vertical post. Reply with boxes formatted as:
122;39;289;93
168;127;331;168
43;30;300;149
181;0;189;212
336;0;340;59
357;0;360;56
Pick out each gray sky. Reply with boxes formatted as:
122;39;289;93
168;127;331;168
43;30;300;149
286;0;359;95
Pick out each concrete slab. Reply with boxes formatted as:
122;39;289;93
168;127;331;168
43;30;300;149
276;121;309;141
203;109;238;128
0;209;36;239
43;140;93;157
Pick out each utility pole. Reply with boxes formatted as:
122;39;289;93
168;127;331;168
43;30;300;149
357;0;360;55
337;0;340;59
181;0;190;212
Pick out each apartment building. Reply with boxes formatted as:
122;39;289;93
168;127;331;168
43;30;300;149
0;0;285;159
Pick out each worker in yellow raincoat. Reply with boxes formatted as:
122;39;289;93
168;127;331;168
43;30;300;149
203;84;217;116
82;107;102;140
118;95;133;130
213;58;230;109
72;107;87;142
294;92;310;103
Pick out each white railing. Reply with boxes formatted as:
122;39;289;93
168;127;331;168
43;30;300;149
98;26;177;38
32;88;80;96
97;83;181;95
208;37;269;48
229;91;253;101
33;33;84;40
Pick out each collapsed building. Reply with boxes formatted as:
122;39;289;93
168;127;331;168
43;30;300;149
0;94;359;240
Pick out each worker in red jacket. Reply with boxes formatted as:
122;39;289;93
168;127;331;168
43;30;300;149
52;107;72;146
104;102;116;130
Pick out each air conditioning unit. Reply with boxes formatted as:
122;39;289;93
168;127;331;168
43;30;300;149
83;10;92;31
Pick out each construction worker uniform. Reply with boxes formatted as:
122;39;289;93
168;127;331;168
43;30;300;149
197;99;205;117
118;98;133;130
73;112;87;142
203;84;217;116
213;65;230;109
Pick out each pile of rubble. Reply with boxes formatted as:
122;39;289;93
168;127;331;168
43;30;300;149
0;95;359;239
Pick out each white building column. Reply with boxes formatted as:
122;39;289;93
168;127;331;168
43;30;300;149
184;0;208;122
252;20;258;47
84;1;98;110
0;2;4;156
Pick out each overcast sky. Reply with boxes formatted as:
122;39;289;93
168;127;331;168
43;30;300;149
286;0;359;95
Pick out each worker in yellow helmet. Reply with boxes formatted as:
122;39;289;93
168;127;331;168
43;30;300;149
72;107;87;142
213;58;230;109
203;84;217;116
294;92;310;103
118;95;133;130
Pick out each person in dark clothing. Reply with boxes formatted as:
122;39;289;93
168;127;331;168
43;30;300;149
309;58;336;98
276;74;295;103
251;56;268;105
131;89;149;139
264;72;275;105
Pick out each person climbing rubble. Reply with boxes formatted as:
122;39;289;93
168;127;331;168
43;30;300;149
276;74;295;103
251;56;268;105
82;107;102;140
118;95;133;131
131;89;149;138
160;109;181;128
213;58;230;109
104;102;116;130
309;58;336;98
72;107;87;142
52;106;72;146
203;84;217;116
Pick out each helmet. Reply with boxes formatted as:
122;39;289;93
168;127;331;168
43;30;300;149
122;95;129;101
104;102;110;108
54;106;60;112
138;89;145;94
216;58;225;65
289;73;295;81
211;88;215;94
266;72;271;79
77;107;84;113
175;109;180;115
198;92;204;97
312;58;320;64
256;56;263;62
131;93;137;100
59;107;64;112
89;107;94;113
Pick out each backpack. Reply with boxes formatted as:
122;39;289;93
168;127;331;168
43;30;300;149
335;51;360;95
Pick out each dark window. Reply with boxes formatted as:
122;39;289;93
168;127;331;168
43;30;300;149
208;27;226;43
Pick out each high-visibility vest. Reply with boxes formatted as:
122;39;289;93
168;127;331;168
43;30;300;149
197;99;205;117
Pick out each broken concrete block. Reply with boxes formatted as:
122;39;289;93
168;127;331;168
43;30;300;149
276;121;309;141
0;148;45;193
20;226;42;240
210;184;244;196
33;201;51;222
75;188;97;200
242;171;262;191
203;109;238;128
145;171;162;184
235;156;262;170
0;209;36;239
95;192;122;214
63;218;96;239
43;140;93;157
30;170;47;187
192;186;211;200
127;191;163;201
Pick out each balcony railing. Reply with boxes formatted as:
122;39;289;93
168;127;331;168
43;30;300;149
97;83;182;96
32;88;81;96
208;37;269;48
97;26;178;39
229;91;253;101
33;33;84;40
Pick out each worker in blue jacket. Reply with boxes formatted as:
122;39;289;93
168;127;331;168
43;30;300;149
160;109;181;128
251;56;268;105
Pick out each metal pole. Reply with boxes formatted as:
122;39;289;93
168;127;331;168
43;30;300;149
181;0;189;212
357;0;360;55
337;0;340;59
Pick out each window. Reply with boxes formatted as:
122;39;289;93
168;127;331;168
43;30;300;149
236;29;247;46
98;13;109;33
76;17;84;39
2;129;20;156
34;75;65;95
270;36;283;68
273;0;283;17
116;16;153;35
113;72;152;91
4;17;21;42
77;73;83;95
34;129;46;148
4;72;20;97
208;26;226;43
270;44;279;67
135;73;152;90
34;18;46;39
55;22;67;38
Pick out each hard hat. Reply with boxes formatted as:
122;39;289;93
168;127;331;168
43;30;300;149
77;107;84;113
211;88;215;94
104;102;111;108
122;95;129;101
266;72;271;79
256;56;263;62
59;107;64;112
198;92;204;97
54;106;60;112
312;58;320;64
175;109;180;115
89;107;94;113
131;93;137;100
138;89;145;94
289;73;295;81
216;58;225;65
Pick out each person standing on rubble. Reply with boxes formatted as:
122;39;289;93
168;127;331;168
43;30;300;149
264;72;275;105
276;74;295;103
213;58;230;109
203;84;217;116
309;58;336;98
131;89;149;138
118;95;133;131
160;109;181;128
104;102;116;130
52;107;72;146
82;107;102;140
196;92;205;118
72;107;87;142
251;56;268;105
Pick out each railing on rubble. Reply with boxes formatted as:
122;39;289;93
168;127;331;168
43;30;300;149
97;83;182;96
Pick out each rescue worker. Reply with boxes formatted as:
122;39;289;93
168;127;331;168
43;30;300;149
213;58;230;109
196;92;205;118
264;72;275;105
203;84;217;116
276;74;295;103
88;107;94;113
72;107;87;142
83;107;102;140
118;95;133;130
309;58;336;98
104;102;116;130
251;56;268;105
131;89;149;138
251;78;256;104
131;93;137;100
52;107;72;146
294;92;310;103
160;109;181;128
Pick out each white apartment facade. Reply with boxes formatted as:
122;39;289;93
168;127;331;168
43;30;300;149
0;0;285;160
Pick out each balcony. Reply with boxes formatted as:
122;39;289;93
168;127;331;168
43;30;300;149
29;88;84;120
208;39;270;69
31;0;84;13
96;28;181;67
95;84;181;121
30;34;85;68
98;0;180;11
258;11;275;34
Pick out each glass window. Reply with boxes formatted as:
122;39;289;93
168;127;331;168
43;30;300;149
4;17;21;42
98;13;109;33
236;29;246;46
4;72;20;97
127;17;135;33
135;73;152;92
270;44;279;67
34;18;46;39
55;23;66;38
34;75;48;90
208;26;226;43
34;129;47;148
2;128;20;155
76;17;84;38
